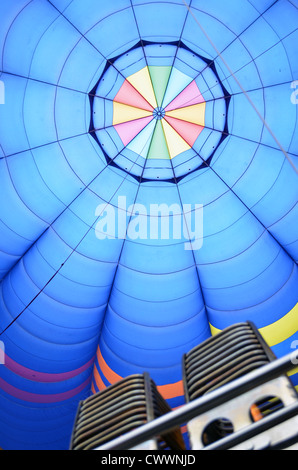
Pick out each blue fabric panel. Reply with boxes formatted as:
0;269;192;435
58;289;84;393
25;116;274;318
0;0;297;452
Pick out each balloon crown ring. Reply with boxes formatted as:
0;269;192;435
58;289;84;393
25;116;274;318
89;40;231;182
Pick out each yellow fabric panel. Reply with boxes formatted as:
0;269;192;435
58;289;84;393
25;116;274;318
165;102;206;126
127;67;158;109
209;323;221;336
289;366;298;378
209;302;298;348
161;119;190;159
113;101;152;125
259;302;298;347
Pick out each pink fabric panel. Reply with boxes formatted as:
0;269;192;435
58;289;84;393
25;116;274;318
114;115;153;146
165;81;205;111
114;80;154;112
164;116;204;147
